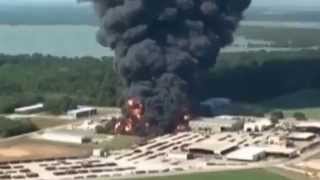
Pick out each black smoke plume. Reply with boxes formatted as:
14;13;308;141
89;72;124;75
92;0;251;134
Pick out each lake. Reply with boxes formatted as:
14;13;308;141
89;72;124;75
0;24;318;58
0;25;114;57
242;21;320;29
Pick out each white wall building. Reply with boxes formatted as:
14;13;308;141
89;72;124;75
244;118;273;132
67;107;97;119
226;146;266;161
190;116;244;134
166;151;190;161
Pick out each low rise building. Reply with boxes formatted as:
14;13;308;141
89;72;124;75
92;148;109;157
190;116;244;134
244;118;273;132
267;135;289;147
188;137;238;156
166;151;191;161
263;145;298;158
295;121;320;132
226;146;266;161
14;103;44;114
288;132;316;141
67;107;97;119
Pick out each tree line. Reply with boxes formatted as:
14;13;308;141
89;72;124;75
0;53;122;114
0;50;320;114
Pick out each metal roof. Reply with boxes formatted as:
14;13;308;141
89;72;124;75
226;146;265;161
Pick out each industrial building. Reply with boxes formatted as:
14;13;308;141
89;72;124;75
243;118;273;132
14;103;44;114
190;116;244;134
226;146;266;161
288;132;316;141
188;137;238;155
267;135;289;146
166;151;191;161
67;107;97;119
40;129;93;144
263;145;298;158
295;121;320;131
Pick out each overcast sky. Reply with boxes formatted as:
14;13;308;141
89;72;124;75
1;0;320;7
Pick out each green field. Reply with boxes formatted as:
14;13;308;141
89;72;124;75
131;169;289;180
29;117;69;129
97;135;141;151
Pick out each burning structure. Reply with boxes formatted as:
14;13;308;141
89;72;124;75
90;0;251;135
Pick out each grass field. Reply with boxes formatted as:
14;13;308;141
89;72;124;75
259;89;320;119
266;168;311;180
0;137;91;162
30;117;69;129
130;169;289;180
97;135;141;151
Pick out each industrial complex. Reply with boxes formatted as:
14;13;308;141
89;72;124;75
2;103;320;180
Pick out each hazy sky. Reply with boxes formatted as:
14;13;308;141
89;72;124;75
1;0;320;7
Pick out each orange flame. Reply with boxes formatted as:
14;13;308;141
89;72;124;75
114;97;145;134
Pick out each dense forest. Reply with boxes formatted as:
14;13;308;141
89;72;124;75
0;54;121;114
210;50;320;102
1;50;320;114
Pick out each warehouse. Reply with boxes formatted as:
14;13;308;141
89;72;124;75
41;129;93;144
226;146;266;161
188;138;238;156
14;103;44;114
67;107;97;119
264;145;298;158
288;132;316;141
166;151;191;161
244;118;273;132
295;121;320;132
190;116;244;134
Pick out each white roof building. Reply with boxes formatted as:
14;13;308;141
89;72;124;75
295;121;320;130
14;103;44;114
166;151;189;161
244;118;273;132
67;107;97;119
190;116;244;133
288;132;316;141
226;146;266;161
263;145;298;158
188;137;238;155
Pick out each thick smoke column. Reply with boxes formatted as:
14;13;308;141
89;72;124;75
93;0;251;134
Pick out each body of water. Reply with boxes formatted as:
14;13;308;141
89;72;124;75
0;24;318;58
242;21;320;29
0;25;114;57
